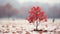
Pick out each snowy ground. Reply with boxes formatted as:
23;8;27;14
0;18;60;34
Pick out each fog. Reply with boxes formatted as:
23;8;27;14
0;0;60;19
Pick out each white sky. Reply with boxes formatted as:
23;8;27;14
16;0;60;4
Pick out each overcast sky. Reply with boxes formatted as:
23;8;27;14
16;0;60;4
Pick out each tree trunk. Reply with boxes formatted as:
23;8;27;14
36;21;39;30
34;21;39;31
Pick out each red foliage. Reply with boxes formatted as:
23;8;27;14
26;6;47;23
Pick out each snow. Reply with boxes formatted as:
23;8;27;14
0;18;60;34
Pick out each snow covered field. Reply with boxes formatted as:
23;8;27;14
0;18;60;34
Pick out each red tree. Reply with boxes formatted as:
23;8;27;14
26;6;47;31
